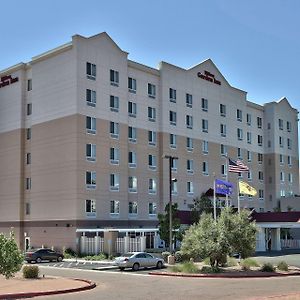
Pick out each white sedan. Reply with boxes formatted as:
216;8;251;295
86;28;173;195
114;252;164;271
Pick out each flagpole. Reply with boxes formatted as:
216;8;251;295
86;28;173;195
213;176;217;220
237;179;240;214
225;157;229;208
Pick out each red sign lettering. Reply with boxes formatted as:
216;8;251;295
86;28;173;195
0;75;19;89
197;71;221;86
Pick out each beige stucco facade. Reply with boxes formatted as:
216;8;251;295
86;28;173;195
0;32;299;250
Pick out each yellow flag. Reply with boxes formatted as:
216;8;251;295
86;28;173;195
239;180;257;196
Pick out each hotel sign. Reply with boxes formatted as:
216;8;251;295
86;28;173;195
0;75;19;89
197;70;221;85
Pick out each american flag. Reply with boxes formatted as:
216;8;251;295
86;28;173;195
228;158;249;173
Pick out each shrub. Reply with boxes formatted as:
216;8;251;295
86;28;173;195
23;265;39;279
202;257;211;265
170;262;199;274
161;251;171;262
175;251;187;262
226;257;238;267
277;261;288;271
241;258;260;270
201;265;221;273
260;263;275;272
84;253;107;261
64;247;76;256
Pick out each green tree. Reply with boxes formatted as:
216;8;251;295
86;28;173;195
0;232;24;279
181;208;257;266
191;193;214;224
158;203;181;248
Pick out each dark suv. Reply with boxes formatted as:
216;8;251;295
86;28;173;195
25;248;64;263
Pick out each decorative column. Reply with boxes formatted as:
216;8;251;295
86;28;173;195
256;226;266;252
94;232;100;255
80;233;87;255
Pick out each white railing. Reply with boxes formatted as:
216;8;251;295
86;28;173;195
81;237;104;255
128;237;141;252
115;238;124;254
84;237;95;255
281;239;300;249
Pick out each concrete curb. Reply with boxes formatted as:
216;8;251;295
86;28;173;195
148;271;300;279
0;278;96;299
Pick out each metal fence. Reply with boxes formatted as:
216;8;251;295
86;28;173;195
281;239;300;249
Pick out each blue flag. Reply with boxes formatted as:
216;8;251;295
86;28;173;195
215;179;233;195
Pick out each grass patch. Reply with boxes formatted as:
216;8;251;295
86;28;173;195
260;262;275;272
201;266;221;273
84;253;107;261
277;261;288;271
240;258;260;270
226;257;238;267
170;261;200;274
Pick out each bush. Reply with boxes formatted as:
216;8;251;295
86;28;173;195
202;257;211;265
64;247;76;256
170;262;199;274
175;251;188;262
241;258;260;270
277;261;288;271
201;265;221;273
161;251;171;262
23;265;39;279
226;257;238;267
260;263;275;272
84;253;107;261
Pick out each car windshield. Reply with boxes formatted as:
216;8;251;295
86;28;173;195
122;253;134;257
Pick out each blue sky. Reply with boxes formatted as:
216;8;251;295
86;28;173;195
1;0;299;115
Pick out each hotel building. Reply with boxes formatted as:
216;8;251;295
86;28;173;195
0;32;299;251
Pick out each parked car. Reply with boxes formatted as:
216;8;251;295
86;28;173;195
25;248;64;263
114;252;164;271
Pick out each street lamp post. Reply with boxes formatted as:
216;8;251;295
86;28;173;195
164;155;178;253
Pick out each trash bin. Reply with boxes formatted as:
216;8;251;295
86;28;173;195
167;254;175;265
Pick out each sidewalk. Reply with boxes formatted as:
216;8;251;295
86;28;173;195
0;273;95;299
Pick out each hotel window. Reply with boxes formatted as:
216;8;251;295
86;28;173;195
220;124;226;137
279;154;283;165
110;147;119;165
148;130;157;146
86;62;96;80
287;138;292;149
25;178;31;190
148;154;157;170
110;69;119;86
288;155;292;166
186;93;193;108
171;158;178;172
237;109;242;121
170;134;177;149
26;153;31;165
171;181;178;195
202;140;209;154
85;199;96;216
128;126;137;143
280;190;286;198
279;136;284;148
257;135;263;146
169;111;177;126
148;107;156;121
220;144;226;156
169;88;176;103
278;119;283;130
110;95;119;112
259;190;264;200
128;176;137;193
287;121;291;132
187;159;194;174
237;128;243;141
186;115;193;129
27;79;32;91
247;132;251;144
128;77;136;93
110;200;120;214
248;170;252;181
128;151;137;168
186;137;193;151
247;113;251;125
128;202;138;215
86;144;96;162
288;173;293;183
149;202;157;215
128;101;137;117
220;104;226;117
237;148;242;159
86;171;96;189
26;128;31;140
257;117;262;129
201;98;208;112
148;178;157;194
148;83;156;98
187;181;194;195
202;161;209;175
27;103;32;116
202;119;208;133
110;174;120;191
257;153;263;164
247;151;252;162
268;140;271;148
267;123;271;129
110;121;119;138
280;171;285;182
86;116;96;134
25;203;30;215
221;164;226;176
258;171;264;181
86;89;96;107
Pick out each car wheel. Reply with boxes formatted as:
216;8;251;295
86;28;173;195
36;257;42;263
119;267;125;271
57;256;63;262
132;263;140;271
26;260;31;264
156;261;163;269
